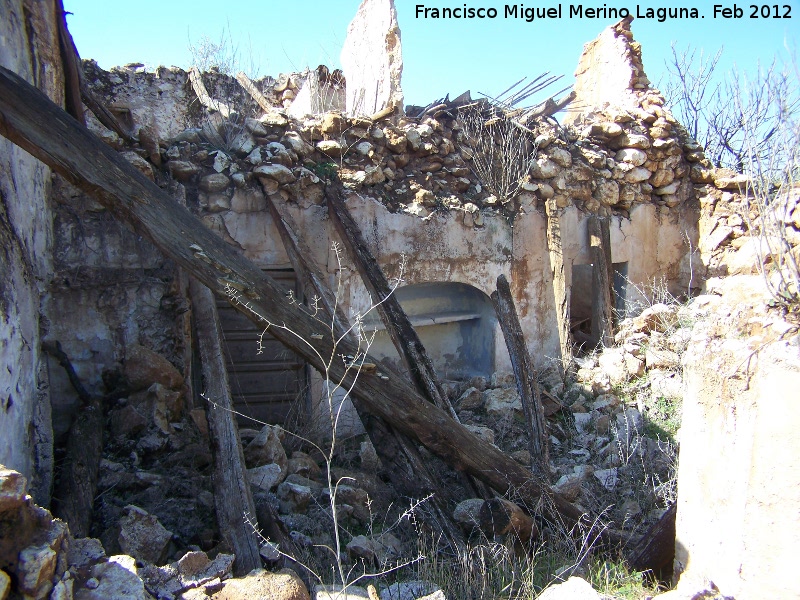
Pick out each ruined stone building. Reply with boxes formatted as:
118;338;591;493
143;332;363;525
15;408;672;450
1;1;798;598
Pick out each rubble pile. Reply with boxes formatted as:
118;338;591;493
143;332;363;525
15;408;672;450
84;55;709;233
445;303;686;543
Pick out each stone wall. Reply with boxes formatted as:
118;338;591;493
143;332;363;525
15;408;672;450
0;0;64;504
69;21;701;381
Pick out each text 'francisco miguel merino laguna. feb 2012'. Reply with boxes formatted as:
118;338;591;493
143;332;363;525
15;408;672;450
413;3;794;22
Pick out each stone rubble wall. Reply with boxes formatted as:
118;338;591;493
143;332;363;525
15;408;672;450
46;18;716;429
48;19;724;432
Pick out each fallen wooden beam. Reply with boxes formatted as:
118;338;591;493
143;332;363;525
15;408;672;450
324;184;490;500
262;192;350;340
189;279;265;575
491;275;549;473
479;497;538;545
57;1;135;142
627;503;676;579
236;72;272;114
189;67;232;117
0;64;583;526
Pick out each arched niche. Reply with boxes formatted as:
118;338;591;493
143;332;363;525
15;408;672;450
364;282;497;380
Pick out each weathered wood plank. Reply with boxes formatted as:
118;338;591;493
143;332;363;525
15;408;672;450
491;275;549;473
189;67;232;117
0;65;583;525
189;279;263;575
236;72;272;114
627;503;676;579
479;497;538;545
545;200;573;370
589;216;614;347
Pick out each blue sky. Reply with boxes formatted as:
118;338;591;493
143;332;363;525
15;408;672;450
64;0;798;107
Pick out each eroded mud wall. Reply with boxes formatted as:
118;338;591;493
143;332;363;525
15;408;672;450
0;0;64;503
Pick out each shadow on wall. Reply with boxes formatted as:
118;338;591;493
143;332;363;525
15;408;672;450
365;282;497;380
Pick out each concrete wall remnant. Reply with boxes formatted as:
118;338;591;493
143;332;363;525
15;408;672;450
340;0;404;116
286;66;346;119
678;275;800;597
565;17;652;125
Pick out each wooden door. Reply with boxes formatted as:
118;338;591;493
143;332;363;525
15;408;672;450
215;270;307;426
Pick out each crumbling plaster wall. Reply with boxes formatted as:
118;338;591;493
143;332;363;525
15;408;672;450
677;276;800;597
564;17;650;124
0;0;64;503
45;177;187;438
53;16;701;420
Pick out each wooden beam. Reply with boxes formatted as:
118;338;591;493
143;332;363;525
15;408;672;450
262;193;350;340
479;497;537;545
189;279;264;575
0;65;583;525
236;72;272;114
324;185;459;421
627;503;676;579
262;192;467;547
589;216;615;347
545;200;573;371
491;275;549;473
189;67;232;117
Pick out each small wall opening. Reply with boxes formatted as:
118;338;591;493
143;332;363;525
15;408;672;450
365;282;497;380
571;263;594;350
571;261;630;353
613;261;629;321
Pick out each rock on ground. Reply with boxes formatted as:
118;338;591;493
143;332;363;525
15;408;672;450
212;568;309;600
537;577;601;599
118;505;173;565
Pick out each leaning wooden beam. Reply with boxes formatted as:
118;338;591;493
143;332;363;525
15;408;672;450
491;275;549;474
545;200;573;371
0;65;582;525
56;0;84;124
189;67;232;118
57;0;135;142
261;192;466;547
627;503;676;578
42;342;102;538
479;497;537;545
262;192;350;340
324;185;459;422
589;216;615;347
189;279;264;575
236;72;272;114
